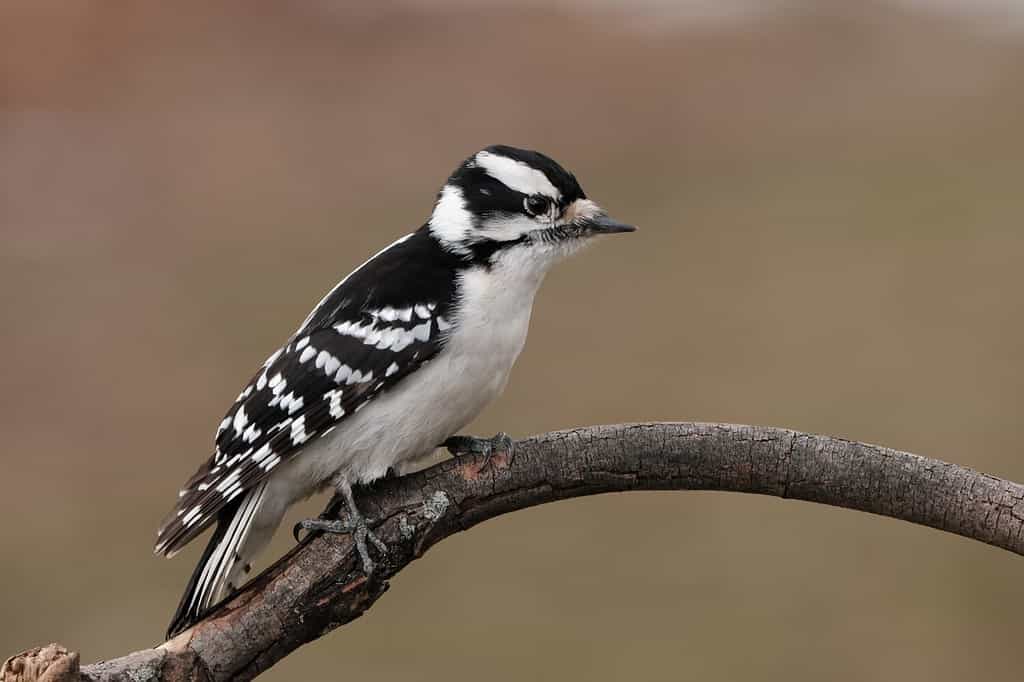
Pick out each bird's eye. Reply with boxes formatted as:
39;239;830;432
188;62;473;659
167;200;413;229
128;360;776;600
524;194;551;217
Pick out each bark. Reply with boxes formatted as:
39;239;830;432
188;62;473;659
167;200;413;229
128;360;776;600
6;423;1024;682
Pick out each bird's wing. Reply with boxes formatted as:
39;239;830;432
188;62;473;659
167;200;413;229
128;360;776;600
156;230;463;556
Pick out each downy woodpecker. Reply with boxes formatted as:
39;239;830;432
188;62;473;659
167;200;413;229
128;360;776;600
155;145;635;637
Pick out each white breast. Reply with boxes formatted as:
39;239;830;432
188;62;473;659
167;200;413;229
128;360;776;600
271;246;553;497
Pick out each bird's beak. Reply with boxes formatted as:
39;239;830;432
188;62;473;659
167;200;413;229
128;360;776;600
584;214;637;235
562;199;636;236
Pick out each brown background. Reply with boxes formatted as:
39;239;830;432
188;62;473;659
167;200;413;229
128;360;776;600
3;1;1024;680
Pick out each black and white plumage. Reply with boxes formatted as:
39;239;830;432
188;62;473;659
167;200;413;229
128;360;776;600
155;145;634;637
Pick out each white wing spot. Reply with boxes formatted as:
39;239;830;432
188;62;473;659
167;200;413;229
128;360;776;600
325;388;345;418
375;327;398;350
334;320;369;339
215;469;241;493
242;423;262;443
386;362;399;377
222;480;241;499
232;407;248;435
411;321;431;342
279;391;301;413
263;348;283;368
391;331;414;352
299;346;316;364
182;505;203;527
290;416;309;445
251;444;273;464
324;354;341;376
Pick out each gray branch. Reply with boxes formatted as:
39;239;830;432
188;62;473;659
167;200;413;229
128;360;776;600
5;423;1024;682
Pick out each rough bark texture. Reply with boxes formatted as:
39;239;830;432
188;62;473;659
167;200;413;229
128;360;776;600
7;423;1024;682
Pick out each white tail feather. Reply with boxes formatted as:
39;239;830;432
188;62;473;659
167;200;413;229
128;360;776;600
189;481;268;616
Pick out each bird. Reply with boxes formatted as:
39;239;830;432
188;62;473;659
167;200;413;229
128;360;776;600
154;144;635;638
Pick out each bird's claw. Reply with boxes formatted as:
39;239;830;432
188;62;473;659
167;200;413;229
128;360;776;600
293;509;387;575
442;432;514;472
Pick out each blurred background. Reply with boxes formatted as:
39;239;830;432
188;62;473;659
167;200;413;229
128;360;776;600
3;0;1024;679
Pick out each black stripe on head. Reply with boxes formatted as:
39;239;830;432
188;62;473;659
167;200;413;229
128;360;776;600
450;166;527;219
447;145;587;210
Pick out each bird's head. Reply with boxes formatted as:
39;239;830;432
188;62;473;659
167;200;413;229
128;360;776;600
427;145;635;264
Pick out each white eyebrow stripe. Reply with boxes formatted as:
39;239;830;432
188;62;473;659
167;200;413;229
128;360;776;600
475;151;560;199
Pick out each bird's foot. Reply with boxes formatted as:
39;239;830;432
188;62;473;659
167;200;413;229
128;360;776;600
293;483;387;575
443;432;514;472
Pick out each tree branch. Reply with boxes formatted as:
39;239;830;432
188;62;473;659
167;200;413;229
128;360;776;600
7;423;1024;682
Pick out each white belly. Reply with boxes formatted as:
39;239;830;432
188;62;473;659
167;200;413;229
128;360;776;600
271;250;549;497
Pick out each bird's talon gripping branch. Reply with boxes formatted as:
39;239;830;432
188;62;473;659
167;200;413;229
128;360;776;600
293;517;342;542
293;481;387;575
443;432;514;471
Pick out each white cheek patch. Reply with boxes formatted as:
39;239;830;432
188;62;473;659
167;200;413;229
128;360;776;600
475;151;560;199
429;184;475;249
478;214;539;243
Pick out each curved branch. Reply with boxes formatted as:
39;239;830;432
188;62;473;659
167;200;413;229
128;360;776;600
8;423;1024;682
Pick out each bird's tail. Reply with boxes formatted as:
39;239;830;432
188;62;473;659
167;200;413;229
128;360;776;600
166;481;271;638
